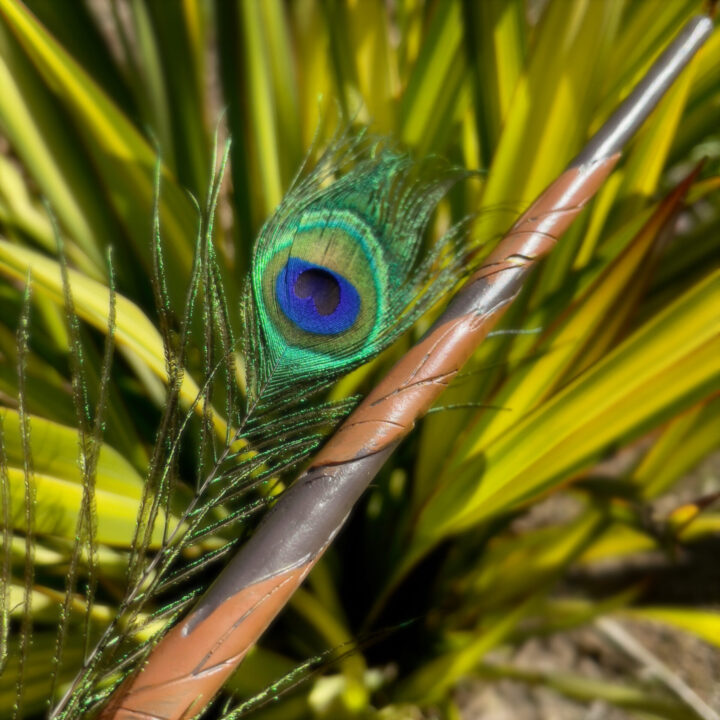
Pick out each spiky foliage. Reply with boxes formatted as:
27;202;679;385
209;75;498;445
0;2;718;720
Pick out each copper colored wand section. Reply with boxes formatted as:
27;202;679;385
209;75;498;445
99;15;713;720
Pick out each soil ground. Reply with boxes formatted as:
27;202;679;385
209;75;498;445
456;452;720;719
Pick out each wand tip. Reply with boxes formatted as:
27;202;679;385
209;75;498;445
571;14;714;168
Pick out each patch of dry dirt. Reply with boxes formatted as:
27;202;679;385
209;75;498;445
455;451;720;719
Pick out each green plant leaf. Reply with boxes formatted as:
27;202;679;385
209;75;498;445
1;408;171;547
0;238;204;412
410;269;719;566
0;0;197;286
620;607;720;649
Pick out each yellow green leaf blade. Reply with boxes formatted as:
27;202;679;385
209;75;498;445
598;0;701;123
0;407;173;547
477;1;623;244
634;395;720;498
465;509;605;612
458;169;698;462
5;466;169;547
258;0;302;179
0;0;195;273
9;534;129;580
142;0;211;198
289;0;333;150
0;155;58;257
1;407;143;498
415;269;720;542
0;308;147;468
457;335;718;533
399;0;465;153
521;588;642;639
579;523;657;565
613;43;701;224
239;0;283;218
0;0;142;160
7;582;113;624
0;238;202;411
397;596;538;704
679;513;720;542
0;634;85;715
619;607;720;649
0;22;112;273
464;0;525;162
346;0;398;133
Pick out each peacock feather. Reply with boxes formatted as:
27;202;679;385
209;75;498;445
245;130;471;404
28;128;474;718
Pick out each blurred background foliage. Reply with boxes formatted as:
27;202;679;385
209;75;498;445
0;0;718;718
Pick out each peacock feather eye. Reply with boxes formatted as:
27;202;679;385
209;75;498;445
245;133;470;400
254;205;384;363
275;258;360;335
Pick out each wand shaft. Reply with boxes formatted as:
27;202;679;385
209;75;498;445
101;15;713;719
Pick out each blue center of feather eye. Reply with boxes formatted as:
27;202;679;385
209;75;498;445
276;258;360;335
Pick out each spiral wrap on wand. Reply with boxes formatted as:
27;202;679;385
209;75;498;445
100;14;714;720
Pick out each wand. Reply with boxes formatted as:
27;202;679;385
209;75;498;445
101;14;714;719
